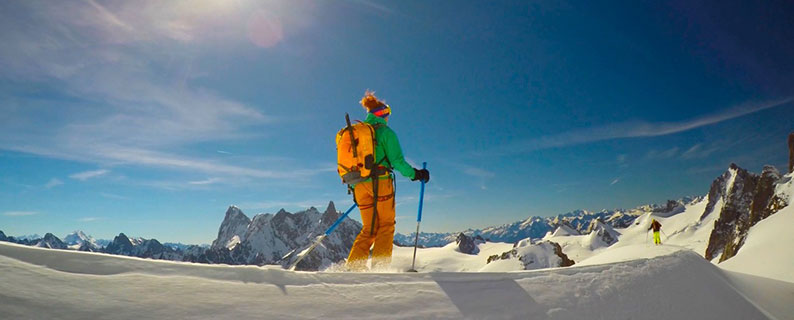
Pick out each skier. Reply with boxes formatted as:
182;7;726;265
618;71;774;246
648;219;662;245
345;91;430;271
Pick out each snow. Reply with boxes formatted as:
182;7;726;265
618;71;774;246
550;225;578;237
391;241;514;272
719;195;794;283
225;235;241;250
3;171;794;318
0;241;778;319
542;233;600;262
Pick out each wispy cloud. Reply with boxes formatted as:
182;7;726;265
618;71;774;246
44;178;64;189
188;178;222;185
69;169;110;181
216;150;232;155
0;1;324;185
681;143;720;159
457;164;495;190
501;97;793;154
79;217;103;222
4;211;38;216
348;0;394;14
461;166;496;179
645;147;679;160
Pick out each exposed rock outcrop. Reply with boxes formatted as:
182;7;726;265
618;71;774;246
455;233;484;255
486;239;574;270
788;132;793;173
104;233;135;255
586;218;620;246
211;206;252;250
702;164;789;262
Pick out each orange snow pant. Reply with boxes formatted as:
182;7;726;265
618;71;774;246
346;177;395;270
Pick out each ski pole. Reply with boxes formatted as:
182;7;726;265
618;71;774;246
408;162;427;272
288;203;358;270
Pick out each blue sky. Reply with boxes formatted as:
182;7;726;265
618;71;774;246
1;1;793;244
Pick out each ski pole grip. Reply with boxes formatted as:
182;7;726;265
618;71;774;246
417;162;426;222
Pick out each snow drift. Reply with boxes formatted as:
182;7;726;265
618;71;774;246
0;241;774;320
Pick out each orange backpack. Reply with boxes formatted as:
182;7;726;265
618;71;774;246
336;114;377;185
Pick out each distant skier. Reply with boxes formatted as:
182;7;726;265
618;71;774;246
342;91;430;271
648;219;662;245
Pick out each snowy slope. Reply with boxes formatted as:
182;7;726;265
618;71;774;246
0;241;781;320
720;175;794;283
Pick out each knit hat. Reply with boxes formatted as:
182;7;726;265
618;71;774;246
360;90;391;119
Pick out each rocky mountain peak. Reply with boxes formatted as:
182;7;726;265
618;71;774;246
586;219;620;246
63;230;93;246
324;201;337;215
701;164;755;221
702;164;791;261
211;206;252;249
105;233;134;252
225;206;250;223
321;201;341;224
36;233;67;249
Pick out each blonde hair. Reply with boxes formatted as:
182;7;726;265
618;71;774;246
359;90;384;111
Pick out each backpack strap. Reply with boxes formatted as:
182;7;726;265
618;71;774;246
370;123;380;236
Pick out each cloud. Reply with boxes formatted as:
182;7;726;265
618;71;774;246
69;169;110;181
0;1;324;184
681;143;720;159
461;166;496;179
502;97;793;154
79;217;103;222
610;178;620;186
645;147;679;160
44;178;64;189
188;178;222;185
4;211;38;216
348;0;394;14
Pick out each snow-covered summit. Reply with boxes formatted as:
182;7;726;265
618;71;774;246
550;223;579;237
585;218;620;246
62;230;98;249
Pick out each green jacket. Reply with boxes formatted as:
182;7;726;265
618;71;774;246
362;113;416;181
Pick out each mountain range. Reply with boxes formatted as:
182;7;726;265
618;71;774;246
1;163;790;272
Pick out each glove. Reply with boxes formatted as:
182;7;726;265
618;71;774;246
412;168;430;183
